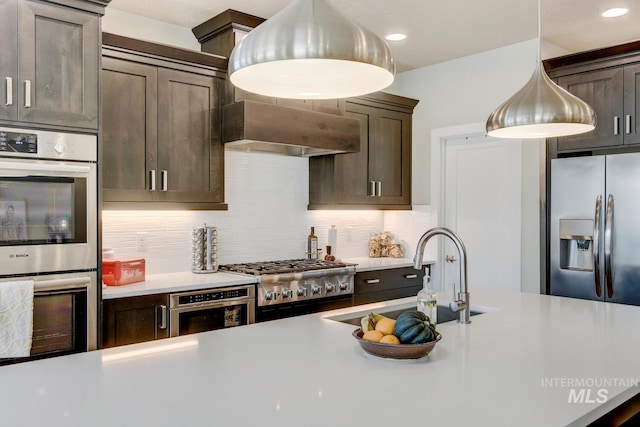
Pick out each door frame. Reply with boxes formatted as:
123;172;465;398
430;122;546;294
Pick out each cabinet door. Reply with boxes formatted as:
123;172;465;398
0;0;17;122
102;58;158;202
624;63;640;146
556;68;624;151
157;68;223;203
18;1;99;129
102;295;168;348
335;102;411;206
334;102;371;203
353;268;424;306
370;108;411;205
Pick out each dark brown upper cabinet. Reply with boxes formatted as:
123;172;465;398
309;92;418;210
546;44;640;153
0;0;104;131
101;34;227;210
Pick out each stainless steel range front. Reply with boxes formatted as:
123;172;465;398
219;259;355;321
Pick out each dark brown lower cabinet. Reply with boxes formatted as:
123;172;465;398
353;267;426;306
102;294;169;348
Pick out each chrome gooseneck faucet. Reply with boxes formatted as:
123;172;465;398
413;227;471;324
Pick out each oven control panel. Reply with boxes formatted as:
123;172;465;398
178;288;249;305
0;126;96;161
171;285;255;308
0;131;37;154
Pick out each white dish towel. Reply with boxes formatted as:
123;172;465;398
0;280;34;358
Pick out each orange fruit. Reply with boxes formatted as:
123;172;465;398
380;335;400;345
375;317;396;336
362;330;384;342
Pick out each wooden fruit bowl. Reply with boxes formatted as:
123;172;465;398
352;328;441;360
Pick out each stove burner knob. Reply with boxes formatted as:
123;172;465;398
325;283;335;293
297;288;307;297
311;284;322;295
264;291;278;301
339;281;349;291
282;289;293;299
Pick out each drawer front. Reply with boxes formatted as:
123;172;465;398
353;267;425;305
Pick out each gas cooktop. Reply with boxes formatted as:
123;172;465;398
219;259;350;276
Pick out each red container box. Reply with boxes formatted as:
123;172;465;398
102;258;146;286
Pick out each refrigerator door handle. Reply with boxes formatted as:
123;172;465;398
604;194;615;299
593;195;602;298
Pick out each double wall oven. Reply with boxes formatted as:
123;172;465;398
0;127;97;364
220;259;356;322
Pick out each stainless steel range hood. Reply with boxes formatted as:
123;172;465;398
222;100;360;157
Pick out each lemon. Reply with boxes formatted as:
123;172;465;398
379;335;400;345
362;330;384;342
374;317;396;336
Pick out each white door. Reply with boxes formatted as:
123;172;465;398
442;133;522;293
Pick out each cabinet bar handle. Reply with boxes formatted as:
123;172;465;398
403;274;418;279
625;115;632;134
149;170;156;191
24;80;31;108
365;279;380;284
161;170;168;191
369;180;376;196
5;77;12;105
158;305;167;330
376;181;382;197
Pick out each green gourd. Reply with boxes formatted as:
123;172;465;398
393;310;437;344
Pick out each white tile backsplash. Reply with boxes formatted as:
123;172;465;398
102;151;436;274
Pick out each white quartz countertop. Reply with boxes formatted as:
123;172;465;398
101;271;257;299
2;288;639;426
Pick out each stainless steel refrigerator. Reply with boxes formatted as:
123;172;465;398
550;152;640;305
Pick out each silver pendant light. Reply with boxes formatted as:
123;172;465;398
486;0;596;138
228;0;395;100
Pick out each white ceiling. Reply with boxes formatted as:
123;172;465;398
107;0;640;72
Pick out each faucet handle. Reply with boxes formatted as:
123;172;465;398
449;299;467;313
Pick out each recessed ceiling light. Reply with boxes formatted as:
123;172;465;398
602;7;628;18
385;33;407;41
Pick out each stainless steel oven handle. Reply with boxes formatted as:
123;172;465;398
0;160;91;174
5;77;12;106
34;276;91;292
593;194;602;298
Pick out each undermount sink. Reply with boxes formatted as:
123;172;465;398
331;304;483;327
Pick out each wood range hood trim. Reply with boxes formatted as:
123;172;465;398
222;100;361;157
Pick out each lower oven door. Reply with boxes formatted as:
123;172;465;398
169;287;255;337
0;271;95;365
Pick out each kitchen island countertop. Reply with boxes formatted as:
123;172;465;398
1;288;638;426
